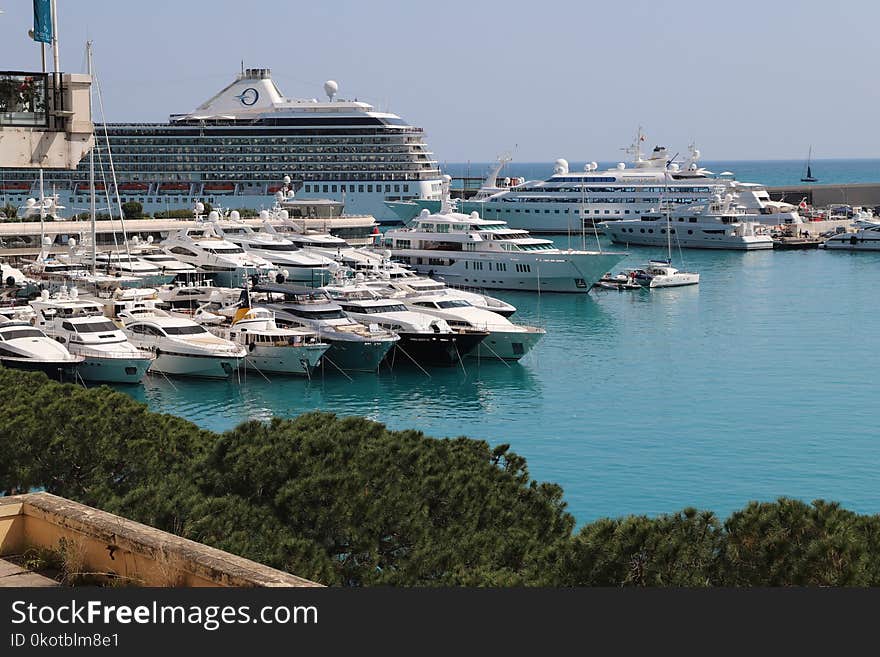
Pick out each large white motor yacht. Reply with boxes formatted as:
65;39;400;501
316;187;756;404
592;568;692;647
401;295;543;360
602;193;774;250
381;204;626;293
0;319;83;380
258;283;399;372
322;283;488;366
206;305;329;376
387;134;800;230
823;221;880;251
161;217;278;287
209;212;336;286
118;306;246;378
29;287;154;384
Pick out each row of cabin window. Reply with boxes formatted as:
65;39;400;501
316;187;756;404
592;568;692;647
303;183;410;194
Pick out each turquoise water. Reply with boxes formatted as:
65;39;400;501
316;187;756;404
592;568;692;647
443;159;880;190
117;239;880;524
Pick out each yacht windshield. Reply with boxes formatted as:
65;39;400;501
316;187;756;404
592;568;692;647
205;247;245;254
436;300;471;308
162;324;209;335
286;308;347;320
255;243;300;252
75;320;119;333
347;304;408;314
0;328;44;340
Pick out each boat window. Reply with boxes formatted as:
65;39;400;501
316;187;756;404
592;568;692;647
163;324;209;335
344;304;408;314
205;246;245;254
170;247;198;257
75;320;119;333
436;300;470;308
285;308;347;320
256;243;299;251
0;328;44;340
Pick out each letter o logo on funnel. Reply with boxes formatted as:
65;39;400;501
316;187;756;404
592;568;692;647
236;87;259;106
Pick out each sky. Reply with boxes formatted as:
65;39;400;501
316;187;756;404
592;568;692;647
1;0;879;162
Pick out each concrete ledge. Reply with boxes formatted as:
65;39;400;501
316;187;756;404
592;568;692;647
0;493;322;588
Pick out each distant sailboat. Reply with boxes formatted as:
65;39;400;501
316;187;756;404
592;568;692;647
801;146;818;183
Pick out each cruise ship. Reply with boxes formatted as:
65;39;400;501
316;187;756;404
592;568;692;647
386;131;799;231
0;68;444;222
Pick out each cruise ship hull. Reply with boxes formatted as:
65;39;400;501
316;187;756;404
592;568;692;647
391;251;627;293
241;344;329;376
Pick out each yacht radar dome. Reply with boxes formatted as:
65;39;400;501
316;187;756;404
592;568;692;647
208;211;220;221
617;162;626;170
324;80;339;102
554;159;569;174
259;210;270;220
194;202;205;214
230;210;240;221
283;175;291;185
420;209;430;217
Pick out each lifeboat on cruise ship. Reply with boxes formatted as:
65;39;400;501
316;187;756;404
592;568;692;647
159;182;192;194
74;181;106;194
0;182;32;192
203;182;235;194
117;182;150;193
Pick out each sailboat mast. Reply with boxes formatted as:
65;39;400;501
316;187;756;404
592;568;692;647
87;41;96;275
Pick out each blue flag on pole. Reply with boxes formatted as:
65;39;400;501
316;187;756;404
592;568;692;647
33;0;52;44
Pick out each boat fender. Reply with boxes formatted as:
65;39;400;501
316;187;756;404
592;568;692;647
275;272;286;284
5;276;15;287
851;235;859;245
249;342;257;352
154;347;162;356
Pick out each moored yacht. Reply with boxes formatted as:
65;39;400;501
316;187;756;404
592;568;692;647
382;203;627;293
363;272;517;317
206;305;329;376
602;194;774;250
630;259;700;288
322;283;488;366
401;295;543;361
387;134;800;230
29;287;154;384
209;212;336;286
161;218;278;287
258;283;398;372
118;306;246;378
823;222;880;251
0;319;83;379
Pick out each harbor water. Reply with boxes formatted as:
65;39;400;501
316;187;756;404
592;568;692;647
116;238;880;525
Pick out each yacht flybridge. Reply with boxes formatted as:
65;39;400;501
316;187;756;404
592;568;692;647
382;206;626;293
386;131;799;231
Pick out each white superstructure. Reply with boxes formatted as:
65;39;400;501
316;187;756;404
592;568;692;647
387;131;800;231
381;206;627;293
602;193;775;250
1;69;443;222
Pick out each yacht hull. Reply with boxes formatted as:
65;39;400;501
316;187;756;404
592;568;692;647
242;344;329;376
607;233;773;250
76;355;154;384
322;337;395;372
389;331;486;367
396;252;627;293
149;352;243;379
0;357;80;381
469;328;544;361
